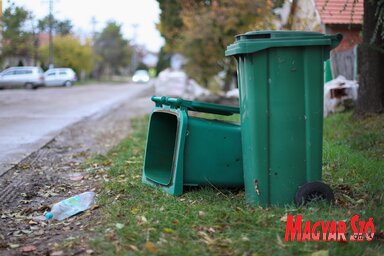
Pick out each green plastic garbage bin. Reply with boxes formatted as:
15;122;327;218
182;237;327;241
324;59;333;83
142;96;243;195
225;31;342;206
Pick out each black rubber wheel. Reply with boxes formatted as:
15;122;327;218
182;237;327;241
63;80;72;87
295;181;334;206
25;83;34;90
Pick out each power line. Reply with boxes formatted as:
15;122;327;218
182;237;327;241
42;0;57;68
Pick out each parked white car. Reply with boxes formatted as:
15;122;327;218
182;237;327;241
0;66;45;89
44;68;77;87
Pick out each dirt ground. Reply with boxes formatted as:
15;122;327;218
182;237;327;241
0;89;153;256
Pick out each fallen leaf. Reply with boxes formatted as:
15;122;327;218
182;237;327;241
29;220;38;225
115;223;125;230
131;208;139;214
68;173;84;181
8;243;20;249
128;245;139;252
21;208;34;215
20;245;36;252
137;215;148;224
276;234;285;248
86;249;94;254
235;207;244;212
30;226;40;231
34;230;45;236
91;204;100;210
21;229;33;234
207;227;216;233
13;231;22;237
198;211;206;218
144;241;159;253
51;250;64;256
280;214;288;222
163;228;175;234
311;250;329;256
198;231;216;245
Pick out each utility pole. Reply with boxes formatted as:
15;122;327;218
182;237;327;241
48;0;54;68
130;24;139;75
91;16;97;36
90;16;97;44
0;0;2;56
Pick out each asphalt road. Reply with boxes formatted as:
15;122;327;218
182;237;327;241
0;83;152;176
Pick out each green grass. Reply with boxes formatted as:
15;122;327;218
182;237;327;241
88;112;384;255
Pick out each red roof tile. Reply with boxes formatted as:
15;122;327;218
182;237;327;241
315;0;364;25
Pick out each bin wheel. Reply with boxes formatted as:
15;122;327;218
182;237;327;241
295;181;334;206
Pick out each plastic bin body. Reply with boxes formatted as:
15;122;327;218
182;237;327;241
142;97;243;195
225;31;341;206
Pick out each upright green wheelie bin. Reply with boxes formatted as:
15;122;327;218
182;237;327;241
225;31;342;206
142;96;243;195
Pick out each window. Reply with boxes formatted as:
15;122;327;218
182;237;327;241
14;70;25;75
3;70;15;76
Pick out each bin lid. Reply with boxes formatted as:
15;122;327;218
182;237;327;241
225;30;342;56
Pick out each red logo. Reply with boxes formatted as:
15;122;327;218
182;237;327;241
284;214;375;242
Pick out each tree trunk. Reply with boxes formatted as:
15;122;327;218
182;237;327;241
355;0;384;114
223;70;233;92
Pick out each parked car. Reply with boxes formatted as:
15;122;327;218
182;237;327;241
0;66;45;89
44;68;77;87
132;70;150;83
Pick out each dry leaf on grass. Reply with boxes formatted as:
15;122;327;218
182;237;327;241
198;231;216;245
163;228;175;234
115;223;124;230
20;245;36;252
311;250;329;256
144;241;159;253
128;245;139;251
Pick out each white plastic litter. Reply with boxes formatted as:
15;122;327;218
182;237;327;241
324;75;358;117
225;88;239;98
155;68;210;100
45;191;96;221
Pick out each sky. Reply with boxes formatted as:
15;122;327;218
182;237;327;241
3;0;165;52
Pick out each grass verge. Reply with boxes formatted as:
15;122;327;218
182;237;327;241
88;112;384;255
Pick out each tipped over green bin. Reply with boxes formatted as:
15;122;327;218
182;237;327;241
142;96;243;195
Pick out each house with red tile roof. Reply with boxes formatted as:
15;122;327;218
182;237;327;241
275;0;364;79
315;0;363;52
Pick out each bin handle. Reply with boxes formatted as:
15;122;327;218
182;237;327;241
151;96;240;116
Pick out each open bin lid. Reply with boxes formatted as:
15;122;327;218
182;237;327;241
225;30;342;57
151;96;240;116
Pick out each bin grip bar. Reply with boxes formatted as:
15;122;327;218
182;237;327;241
151;96;240;116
